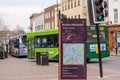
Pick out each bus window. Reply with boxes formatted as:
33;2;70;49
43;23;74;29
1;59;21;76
100;31;106;40
51;34;58;47
22;35;26;46
14;39;19;48
49;35;54;47
35;37;42;47
87;30;106;41
42;37;47;47
87;31;97;41
47;36;51;47
39;34;58;48
47;34;58;47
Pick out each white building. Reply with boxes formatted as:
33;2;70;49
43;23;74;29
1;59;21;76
30;12;44;31
108;0;120;24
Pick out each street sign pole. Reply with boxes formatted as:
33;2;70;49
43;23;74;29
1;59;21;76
95;23;103;77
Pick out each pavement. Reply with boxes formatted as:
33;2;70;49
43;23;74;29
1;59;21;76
87;66;120;80
0;50;120;80
1;64;120;80
88;49;120;80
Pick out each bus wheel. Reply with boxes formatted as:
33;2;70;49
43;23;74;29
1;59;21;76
87;59;90;63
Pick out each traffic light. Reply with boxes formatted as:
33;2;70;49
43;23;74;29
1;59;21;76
95;0;104;21
88;0;108;24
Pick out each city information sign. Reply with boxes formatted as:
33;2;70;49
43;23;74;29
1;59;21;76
58;19;87;80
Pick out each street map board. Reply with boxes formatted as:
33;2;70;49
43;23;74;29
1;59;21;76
58;19;87;80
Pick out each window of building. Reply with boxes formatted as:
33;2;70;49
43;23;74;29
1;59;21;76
78;0;80;6
46;13;48;19
48;12;50;18
62;3;64;11
114;9;118;23
48;22;50;29
68;0;70;9
52;21;54;29
52;11;54;17
74;0;76;7
45;14;46;19
45;13;48;19
65;2;67;10
71;0;73;8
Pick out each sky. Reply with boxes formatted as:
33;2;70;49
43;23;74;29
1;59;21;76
0;0;60;32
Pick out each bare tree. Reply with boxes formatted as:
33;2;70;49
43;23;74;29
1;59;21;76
0;15;8;31
0;15;4;29
13;24;25;35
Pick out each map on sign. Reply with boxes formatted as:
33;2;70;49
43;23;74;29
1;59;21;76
63;43;84;65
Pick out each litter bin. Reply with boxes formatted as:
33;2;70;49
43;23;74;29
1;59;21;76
36;52;49;65
41;52;49;65
36;52;41;65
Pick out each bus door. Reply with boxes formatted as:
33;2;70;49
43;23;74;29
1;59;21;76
28;38;35;59
19;35;27;56
14;39;19;56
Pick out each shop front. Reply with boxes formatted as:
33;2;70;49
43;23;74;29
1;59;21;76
108;25;120;51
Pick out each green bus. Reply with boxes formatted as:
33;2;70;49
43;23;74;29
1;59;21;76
27;29;58;61
27;25;110;62
86;25;110;62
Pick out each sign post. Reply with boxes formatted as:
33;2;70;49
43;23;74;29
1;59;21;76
59;19;87;80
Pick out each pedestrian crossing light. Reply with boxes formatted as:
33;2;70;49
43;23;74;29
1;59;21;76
91;0;108;23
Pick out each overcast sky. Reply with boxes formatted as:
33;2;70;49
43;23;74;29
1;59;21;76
0;0;60;32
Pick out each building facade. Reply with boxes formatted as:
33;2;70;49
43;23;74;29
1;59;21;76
30;12;44;31
108;0;120;24
61;0;89;24
44;4;59;30
108;0;120;50
54;5;61;29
